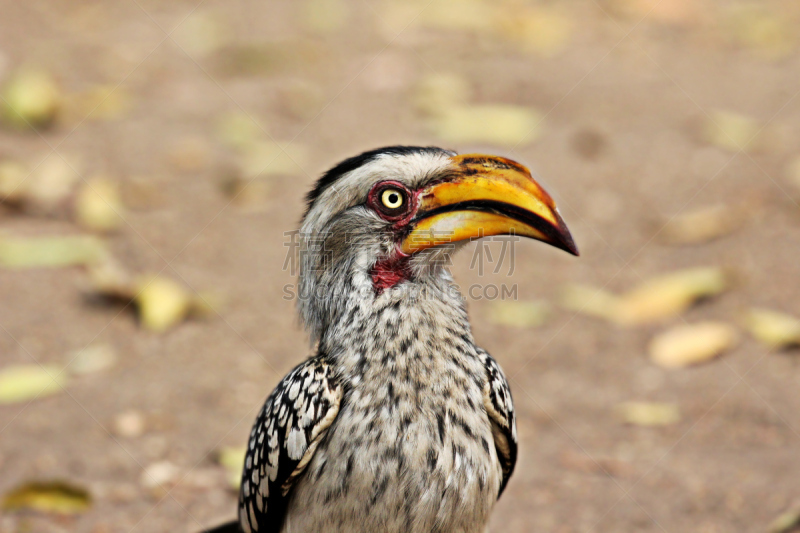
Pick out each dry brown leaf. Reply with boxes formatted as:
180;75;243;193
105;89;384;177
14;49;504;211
660;205;744;245
649;322;738;368
123;176;166;211
74;178;125;232
558;450;635;478
222;175;271;211
0;235;106;269
2;69;61;129
167;137;212;172
743;308;800;350
616;401;681;426
487;300;551;328
616;267;728;326
0;365;65;404
571;128;607;160
277;81;325;120
213;43;292;77
3;481;90;515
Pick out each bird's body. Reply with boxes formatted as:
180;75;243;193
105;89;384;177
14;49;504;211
284;274;506;533
208;147;576;533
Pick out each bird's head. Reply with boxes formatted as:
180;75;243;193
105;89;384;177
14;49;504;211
297;146;578;336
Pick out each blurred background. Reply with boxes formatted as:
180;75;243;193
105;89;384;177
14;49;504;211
1;0;799;532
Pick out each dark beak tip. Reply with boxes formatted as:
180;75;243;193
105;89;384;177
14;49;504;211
559;234;580;257
553;211;579;257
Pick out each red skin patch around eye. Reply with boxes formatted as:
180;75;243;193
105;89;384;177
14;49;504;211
366;180;419;293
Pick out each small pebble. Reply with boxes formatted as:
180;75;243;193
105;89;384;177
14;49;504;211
113;410;146;438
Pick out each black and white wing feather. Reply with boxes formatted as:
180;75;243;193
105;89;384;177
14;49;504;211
238;356;342;533
478;350;518;497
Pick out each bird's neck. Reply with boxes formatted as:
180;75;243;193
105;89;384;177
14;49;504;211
311;268;476;378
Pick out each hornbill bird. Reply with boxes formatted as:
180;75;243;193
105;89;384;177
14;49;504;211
205;146;578;533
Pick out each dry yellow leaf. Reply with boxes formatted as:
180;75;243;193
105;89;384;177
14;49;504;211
135;276;193;332
725;5;794;60
703;110;760;153
85;254;135;299
429;105;543;147
216;111;262;150
2;69;61;129
240;141;308;178
660;205;743;245
26;155;82;214
615;402;680;427
487;300;551;328
604;0;700;25
68;344;117;376
414;73;471;117
63;85;132;123
0;365;65;404
173;10;230;57
0;235;106;269
419;0;494;32
74;178;125;232
141;461;180;489
303;0;349;33
497;6;572;56
557;283;621;321
222;175;271;211
3;481;90;515
769;506;800;533
785;156;800;193
616;267;728;325
0;160;28;204
743;308;800;349
649;322;738;368
217;446;246;489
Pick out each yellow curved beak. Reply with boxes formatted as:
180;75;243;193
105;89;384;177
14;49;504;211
400;154;579;256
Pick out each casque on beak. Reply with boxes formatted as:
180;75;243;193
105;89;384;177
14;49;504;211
400;154;579;256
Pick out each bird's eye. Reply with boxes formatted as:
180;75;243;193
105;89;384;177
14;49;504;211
380;189;405;210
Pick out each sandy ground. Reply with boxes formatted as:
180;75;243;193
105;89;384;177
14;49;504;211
1;1;799;532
